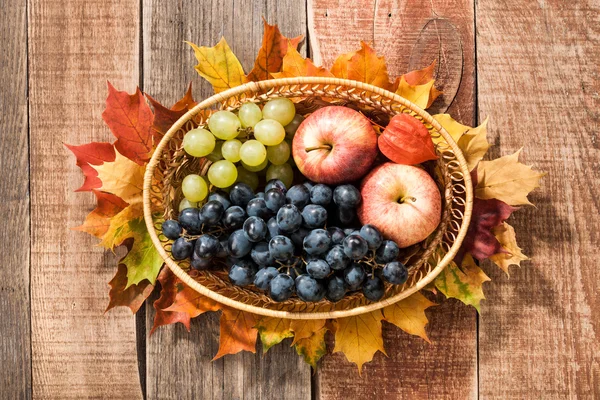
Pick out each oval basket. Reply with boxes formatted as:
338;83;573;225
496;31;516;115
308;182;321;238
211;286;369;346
143;77;473;320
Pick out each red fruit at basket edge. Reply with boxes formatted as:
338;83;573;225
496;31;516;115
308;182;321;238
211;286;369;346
292;106;378;184
378;113;438;165
358;162;441;248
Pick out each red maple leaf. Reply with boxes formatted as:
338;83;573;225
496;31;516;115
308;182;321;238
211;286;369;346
146;82;197;135
65;142;116;191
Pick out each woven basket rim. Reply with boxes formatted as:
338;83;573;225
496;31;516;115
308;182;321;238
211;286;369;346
143;77;473;320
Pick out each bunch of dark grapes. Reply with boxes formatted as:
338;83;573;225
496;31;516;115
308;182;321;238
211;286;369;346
161;180;408;303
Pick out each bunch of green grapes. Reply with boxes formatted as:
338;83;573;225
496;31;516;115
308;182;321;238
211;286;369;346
179;97;305;209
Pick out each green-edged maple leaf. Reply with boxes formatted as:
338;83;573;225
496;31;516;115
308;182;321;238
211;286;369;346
331;41;391;90
255;317;293;352
435;255;491;312
102;82;155;165
333;310;387;374
106;255;154;314
213;308;258;360
120;217;164;288
489;222;529;275
65;142;116;192
98;203;141;249
146;83;198;135
294;327;328;369
151;267;191;334
271;41;333;79
73;189;128;238
92;150;145;204
476;148;545;206
163;283;221;317
187;38;248;93
247;19;303;81
382;292;436;343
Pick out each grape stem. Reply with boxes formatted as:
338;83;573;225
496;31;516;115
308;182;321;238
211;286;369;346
305;145;331;152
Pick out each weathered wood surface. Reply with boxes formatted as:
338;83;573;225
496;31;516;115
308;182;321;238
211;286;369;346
28;0;142;398
309;1;478;398
0;0;31;398
476;1;600;398
142;1;311;399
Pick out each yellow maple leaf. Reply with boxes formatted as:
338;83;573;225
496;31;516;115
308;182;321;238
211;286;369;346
333;310;387;374
120;217;164;288
271;42;333;79
432;113;471;143
457;117;490;170
435;255;491;312
92;150;145;204
382;292;436;343
294;327;328;369
290;319;327;345
395;76;435;109
330;42;391;89
255;317;293;352
187;38;248;93
489;222;529;275
476;148;545;206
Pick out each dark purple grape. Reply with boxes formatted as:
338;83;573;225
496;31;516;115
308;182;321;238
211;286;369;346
171;237;193;260
306;259;331;279
246;197;271;220
382;261;408;285
208;191;231;209
333;184;361;208
265;189;286;212
243;216;267;242
222;206;246;230
326;275;346;302
162;220;182;240
265;179;287;194
359;224;383;249
362;276;385;301
250;241;274;266
229;259;258;286
194;234;220;258
268;235;295;261
303;229;332;256
327;226;345;245
254;267;279;290
336;207;356;226
230;182;255;207
227;229;252;258
286;184;310;209
302;204;328;228
178;208;202;234
310;184;332;206
191;252;212;270
269;273;295;302
343;234;369;260
295;274;326;302
266;217;280;239
325;245;350;271
276;204;302;234
375;240;400;264
344;263;366;290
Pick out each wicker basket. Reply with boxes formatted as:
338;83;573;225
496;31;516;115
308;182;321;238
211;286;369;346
143;77;473;320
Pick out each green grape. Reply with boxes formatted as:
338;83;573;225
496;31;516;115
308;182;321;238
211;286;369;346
206;140;223;162
284;114;304;139
239;139;267;166
182;128;215;157
254;119;285;146
182;174;208;202
266;140;290;165
221;139;242;162
208;110;241;140
266;163;294;189
236;166;259;191
241;158;268;172
178;198;198;212
262;98;296;126
238;102;262;128
207;160;238;188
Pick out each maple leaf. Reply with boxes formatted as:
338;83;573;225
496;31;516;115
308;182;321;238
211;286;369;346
150;267;191;334
489;222;529;275
120;217;164;288
65;142;116;192
382;292;437;343
330;42;391;90
289;319;327;345
393;61;442;108
402;61;436;86
395;76;435;109
247;19;303;81
255;317;293;352
92;150;145;204
432;113;471;143
294;327;328;369
333;310;387;374
98;203;141;249
476;148;545;206
213;308;258;360
187;38;248;93
147;83;197;135
102;82;155;165
378;113;438;165
106;254;154;314
72;189;128;239
435;255;490;312
271;41;333;79
163;282;221;317
457;118;490;170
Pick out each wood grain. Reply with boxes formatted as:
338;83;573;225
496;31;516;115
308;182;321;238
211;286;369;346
309;1;478;398
0;0;31;398
476;0;600;398
142;1;311;398
28;0;143;398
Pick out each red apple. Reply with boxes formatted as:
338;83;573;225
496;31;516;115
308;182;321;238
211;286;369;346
292;106;378;184
357;163;442;248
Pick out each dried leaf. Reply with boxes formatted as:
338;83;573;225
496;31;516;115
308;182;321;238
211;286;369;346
73;189;128;238
255;318;293;352
93;150;145;204
147;83;197;135
395;76;435;109
151;267;191;334
120;217;164;288
106;260;153;314
65;142;116;192
247;19;303;81
271;41;333;79
331;42;391;89
294;327;328;369
333;310;387;374
102;82;155;165
476;148;546;206
378;113;438;165
457;117;490;170
187;38;248;93
382;292;436;343
213;308;258;360
290;319;327;345
432;113;471;143
489;222;529;275
435;255;490;312
163;283;221;318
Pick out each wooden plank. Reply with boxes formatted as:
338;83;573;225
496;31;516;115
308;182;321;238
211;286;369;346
309;1;478;398
28;0;143;398
0;0;31;398
142;1;311;398
476;1;600;398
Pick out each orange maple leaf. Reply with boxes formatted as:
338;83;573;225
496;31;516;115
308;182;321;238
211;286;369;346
271;41;333;79
331;42;391;90
106;257;154;314
150;268;191;334
73;189;128;238
213;308;258;360
164;282;221;318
